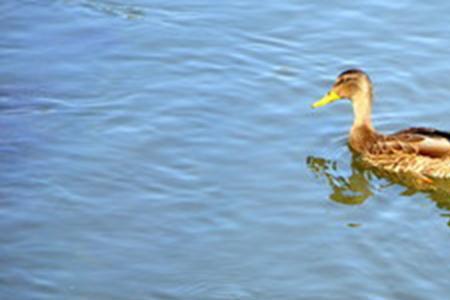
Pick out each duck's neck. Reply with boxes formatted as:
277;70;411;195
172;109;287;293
349;92;378;153
351;91;374;132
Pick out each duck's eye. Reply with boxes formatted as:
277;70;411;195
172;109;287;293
335;79;344;86
335;78;353;87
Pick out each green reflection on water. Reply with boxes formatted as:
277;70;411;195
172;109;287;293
307;155;372;205
307;153;450;225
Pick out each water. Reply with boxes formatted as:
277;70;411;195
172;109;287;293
1;1;450;299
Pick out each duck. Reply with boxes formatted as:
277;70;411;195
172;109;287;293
312;69;450;180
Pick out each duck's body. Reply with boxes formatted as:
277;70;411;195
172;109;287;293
313;69;450;179
350;124;450;179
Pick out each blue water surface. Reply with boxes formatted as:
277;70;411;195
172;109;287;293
1;1;450;299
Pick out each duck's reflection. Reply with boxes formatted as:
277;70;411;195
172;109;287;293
307;155;373;205
306;153;450;212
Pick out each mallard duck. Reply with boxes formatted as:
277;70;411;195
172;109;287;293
312;69;450;180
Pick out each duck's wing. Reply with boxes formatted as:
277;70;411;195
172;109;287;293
366;133;420;156
360;128;450;178
393;127;450;140
390;127;450;158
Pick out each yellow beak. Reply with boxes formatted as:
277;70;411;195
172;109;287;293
311;91;341;108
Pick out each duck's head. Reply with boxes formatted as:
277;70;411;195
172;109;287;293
312;69;372;109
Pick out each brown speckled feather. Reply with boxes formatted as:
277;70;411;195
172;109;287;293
358;127;450;179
